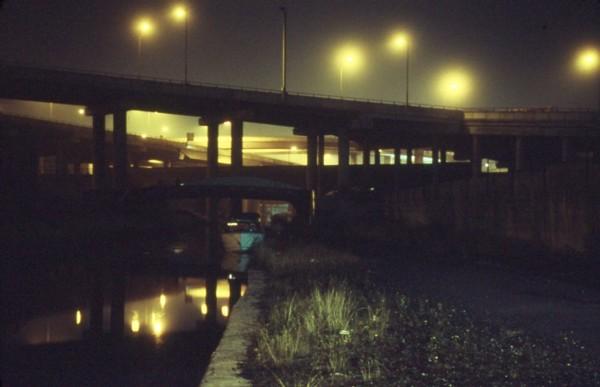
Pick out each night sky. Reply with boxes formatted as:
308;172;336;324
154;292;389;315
0;0;598;108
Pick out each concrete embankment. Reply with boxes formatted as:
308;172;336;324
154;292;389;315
201;270;265;386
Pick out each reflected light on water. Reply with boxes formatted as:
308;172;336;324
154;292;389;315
221;305;229;317
14;275;245;345
131;311;141;333
151;312;165;338
75;310;82;325
185;280;231;298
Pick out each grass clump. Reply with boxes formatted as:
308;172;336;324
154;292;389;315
248;241;600;386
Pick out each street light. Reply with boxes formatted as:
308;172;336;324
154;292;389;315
574;46;599;110
389;31;411;105
336;45;363;96
171;4;189;84
134;17;155;76
436;68;473;106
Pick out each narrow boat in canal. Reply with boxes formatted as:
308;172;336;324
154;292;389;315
221;213;264;253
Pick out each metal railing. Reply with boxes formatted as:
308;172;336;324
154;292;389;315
3;61;598;114
1;61;460;110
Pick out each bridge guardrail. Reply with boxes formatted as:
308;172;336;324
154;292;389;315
3;62;598;116
1;61;461;111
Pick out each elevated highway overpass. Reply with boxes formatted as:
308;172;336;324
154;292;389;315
1;63;598;192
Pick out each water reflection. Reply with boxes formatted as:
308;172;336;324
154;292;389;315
14;274;246;346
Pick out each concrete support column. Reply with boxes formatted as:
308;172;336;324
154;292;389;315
205;119;220;262
113;110;128;190
362;145;370;166
432;144;439;167
230;119;243;215
231;119;243;174
441;147;447;164
414;149;423;164
374;148;381;165
337;128;350;189
406;148;413;165
394;147;400;165
432;141;440;188
515;136;524;172
472;135;481;177
561;137;571;163
306;133;317;191
206;120;219;178
317;134;325;197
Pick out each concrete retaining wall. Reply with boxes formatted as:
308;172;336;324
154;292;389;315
388;163;600;255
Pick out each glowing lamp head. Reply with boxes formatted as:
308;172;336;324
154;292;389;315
575;48;599;74
136;18;154;37
389;32;410;52
172;5;188;21
437;69;473;104
336;45;363;71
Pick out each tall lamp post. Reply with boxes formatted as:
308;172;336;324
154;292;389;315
389;32;411;106
134;17;155;76
336;46;362;96
171;4;189;84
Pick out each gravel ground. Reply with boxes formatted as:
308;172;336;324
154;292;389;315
356;239;600;356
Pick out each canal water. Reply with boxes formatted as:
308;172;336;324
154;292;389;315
2;202;251;387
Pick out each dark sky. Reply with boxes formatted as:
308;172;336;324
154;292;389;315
0;0;598;108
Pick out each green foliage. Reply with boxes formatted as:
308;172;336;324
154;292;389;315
248;242;600;386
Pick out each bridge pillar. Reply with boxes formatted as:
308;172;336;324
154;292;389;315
231;119;243;174
440;147;447;164
414;149;423;164
514;136;524;172
206;120;219;178
471;135;481;177
406;148;413;165
230;119;243;215
394;147;400;165
92;113;108;190
432;141;440;188
337;128;350;189
113;110;128;190
374;148;381;165
306;133;317;191
317;134;325;197
199;117;221;263
362;145;370;166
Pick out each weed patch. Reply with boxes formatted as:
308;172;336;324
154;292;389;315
247;241;600;386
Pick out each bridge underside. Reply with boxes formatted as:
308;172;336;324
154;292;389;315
1;65;599;200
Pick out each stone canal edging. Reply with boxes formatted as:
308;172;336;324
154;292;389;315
200;269;265;386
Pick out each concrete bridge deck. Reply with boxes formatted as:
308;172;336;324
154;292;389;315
1;63;598;193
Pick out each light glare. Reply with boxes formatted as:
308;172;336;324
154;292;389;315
575;48;599;74
135;18;155;37
336;45;363;72
172;5;188;21
389;32;409;52
437;69;473;104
